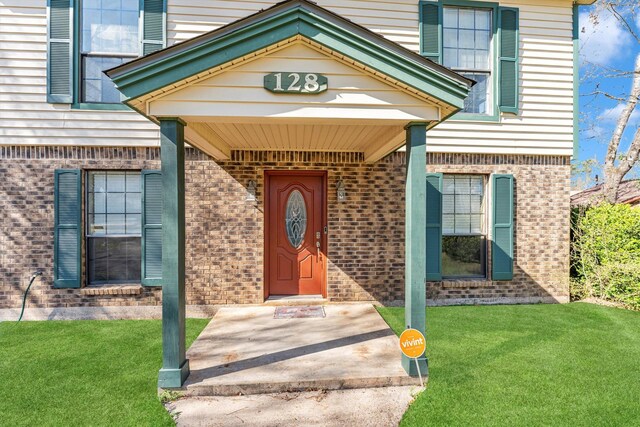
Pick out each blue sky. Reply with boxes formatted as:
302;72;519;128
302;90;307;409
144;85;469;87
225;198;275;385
577;4;640;186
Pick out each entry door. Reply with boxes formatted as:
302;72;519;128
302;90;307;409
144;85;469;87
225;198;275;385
266;172;326;296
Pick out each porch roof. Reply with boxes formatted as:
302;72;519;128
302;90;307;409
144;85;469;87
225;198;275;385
106;0;473;163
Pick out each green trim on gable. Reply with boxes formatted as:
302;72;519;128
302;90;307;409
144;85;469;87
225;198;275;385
107;1;471;110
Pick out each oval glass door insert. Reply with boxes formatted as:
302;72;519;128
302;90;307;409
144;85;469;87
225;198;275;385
285;190;307;249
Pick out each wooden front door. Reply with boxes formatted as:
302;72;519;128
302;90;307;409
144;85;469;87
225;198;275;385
265;171;326;296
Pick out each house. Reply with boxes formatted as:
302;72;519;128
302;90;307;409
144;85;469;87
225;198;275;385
571;180;640;207
1;0;593;385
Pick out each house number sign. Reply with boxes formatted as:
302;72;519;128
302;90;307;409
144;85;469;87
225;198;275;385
264;72;328;94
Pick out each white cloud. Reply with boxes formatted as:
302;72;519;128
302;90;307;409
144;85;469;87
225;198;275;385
596;104;640;125
580;10;632;66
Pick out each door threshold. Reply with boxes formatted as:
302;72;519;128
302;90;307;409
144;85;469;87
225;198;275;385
264;295;328;306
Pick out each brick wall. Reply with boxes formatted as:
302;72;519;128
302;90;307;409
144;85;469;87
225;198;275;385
0;146;570;309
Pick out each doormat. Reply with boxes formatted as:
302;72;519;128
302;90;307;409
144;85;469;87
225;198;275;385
274;306;326;319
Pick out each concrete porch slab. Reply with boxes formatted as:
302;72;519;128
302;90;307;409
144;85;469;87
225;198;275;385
180;304;421;396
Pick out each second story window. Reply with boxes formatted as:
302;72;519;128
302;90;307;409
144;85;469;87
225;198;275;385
442;7;492;115
419;1;520;117
46;1;166;106
80;1;140;103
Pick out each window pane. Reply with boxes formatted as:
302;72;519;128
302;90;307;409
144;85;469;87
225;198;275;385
476;30;490;51
443;7;458;28
107;172;126;192
462;72;489;114
443;194;455;214
459;9;475;29
443;48;458;68
442;235;485;277
126;214;142;234
470;214;483;234
443;28;459;49
470;176;484;195
81;0;139;54
82;56;126;103
88;237;141;284
107;214;126;234
443;214;455;235
476;9;491;30
443;176;456;194
106;193;125;213
89;192;106;214
455;214;471;234
455;194;471;214
126;193;141;214
459;29;474;49
126;173;141;192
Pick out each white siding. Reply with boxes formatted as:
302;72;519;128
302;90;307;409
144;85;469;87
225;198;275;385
166;0;576;156
0;0;576;155
0;0;159;147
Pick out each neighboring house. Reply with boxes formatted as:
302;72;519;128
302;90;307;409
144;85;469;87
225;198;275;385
1;1;593;333
571;180;640;207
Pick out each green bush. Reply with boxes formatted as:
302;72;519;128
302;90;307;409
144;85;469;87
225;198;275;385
571;203;640;309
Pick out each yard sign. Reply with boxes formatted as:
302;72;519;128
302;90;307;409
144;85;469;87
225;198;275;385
400;328;426;387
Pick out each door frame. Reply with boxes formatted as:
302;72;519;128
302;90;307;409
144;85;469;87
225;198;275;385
264;170;328;300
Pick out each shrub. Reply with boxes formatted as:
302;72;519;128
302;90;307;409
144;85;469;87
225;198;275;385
571;203;640;309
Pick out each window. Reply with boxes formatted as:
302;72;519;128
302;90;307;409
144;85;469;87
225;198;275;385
46;1;166;105
442;6;492;115
80;0;140;103
442;175;486;278
87;171;142;284
419;2;520;117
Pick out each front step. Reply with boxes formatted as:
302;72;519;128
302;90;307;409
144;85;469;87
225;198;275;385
182;374;422;397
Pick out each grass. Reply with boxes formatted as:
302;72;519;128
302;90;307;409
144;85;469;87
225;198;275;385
378;303;640;426
0;318;209;426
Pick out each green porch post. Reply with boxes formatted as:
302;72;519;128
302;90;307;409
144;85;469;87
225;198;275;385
402;122;428;377
158;118;189;388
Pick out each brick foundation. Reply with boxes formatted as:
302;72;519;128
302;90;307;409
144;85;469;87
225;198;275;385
0;146;570;309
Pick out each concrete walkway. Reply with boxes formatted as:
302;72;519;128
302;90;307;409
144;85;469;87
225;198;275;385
180;304;420;396
167;386;418;427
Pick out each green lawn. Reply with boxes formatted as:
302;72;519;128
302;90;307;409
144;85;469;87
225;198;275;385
378;303;640;426
0;318;209;426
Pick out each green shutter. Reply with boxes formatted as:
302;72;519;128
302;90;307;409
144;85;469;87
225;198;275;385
492;174;514;281
47;0;73;103
498;7;519;114
141;0;166;55
54;170;81;288
142;170;163;286
419;1;442;63
426;173;443;281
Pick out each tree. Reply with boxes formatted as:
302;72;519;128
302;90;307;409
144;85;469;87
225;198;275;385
582;1;640;202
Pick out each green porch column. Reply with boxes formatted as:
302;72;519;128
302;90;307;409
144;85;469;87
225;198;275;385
402;122;428;377
158;117;189;388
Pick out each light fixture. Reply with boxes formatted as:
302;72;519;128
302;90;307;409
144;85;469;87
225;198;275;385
246;180;257;201
336;180;346;202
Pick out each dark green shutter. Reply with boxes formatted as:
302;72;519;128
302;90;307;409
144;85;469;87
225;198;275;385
492;174;514;281
54;170;81;288
142;170;163;286
499;7;519;114
420;1;442;63
47;0;73;103
426;173;443;281
141;0;166;55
